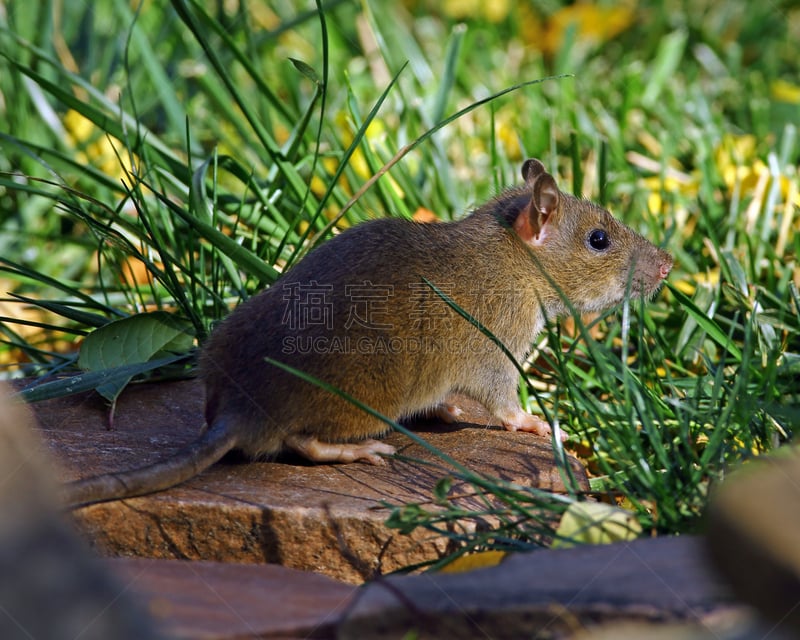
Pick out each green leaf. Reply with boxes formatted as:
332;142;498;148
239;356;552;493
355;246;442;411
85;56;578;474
433;476;453;504
168;198;281;284
430;23;466;126
642;29;688;108
16;355;187;403
552;502;642;548
385;503;427;535
6;293;110;329
77;311;195;402
289;57;320;84
0;255;120;315
668;281;743;362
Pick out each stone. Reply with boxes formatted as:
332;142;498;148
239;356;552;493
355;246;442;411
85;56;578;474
706;450;800;635
21;378;588;583
338;536;742;639
0;383;164;640
107;557;354;639
99;537;750;640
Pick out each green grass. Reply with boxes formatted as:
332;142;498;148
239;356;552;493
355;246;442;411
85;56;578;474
1;0;798;556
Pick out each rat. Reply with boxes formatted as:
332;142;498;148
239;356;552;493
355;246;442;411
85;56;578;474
62;158;673;508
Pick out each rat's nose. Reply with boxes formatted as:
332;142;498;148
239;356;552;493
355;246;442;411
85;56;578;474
658;253;674;280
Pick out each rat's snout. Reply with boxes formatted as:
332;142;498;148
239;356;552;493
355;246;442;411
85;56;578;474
657;251;674;281
630;247;674;298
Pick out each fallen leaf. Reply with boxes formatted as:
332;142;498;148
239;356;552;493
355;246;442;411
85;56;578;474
553;501;642;548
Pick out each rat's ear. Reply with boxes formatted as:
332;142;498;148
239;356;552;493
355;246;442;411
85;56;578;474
514;171;560;246
521;158;547;185
533;173;559;217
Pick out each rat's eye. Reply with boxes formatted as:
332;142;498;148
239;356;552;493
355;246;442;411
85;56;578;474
588;229;610;251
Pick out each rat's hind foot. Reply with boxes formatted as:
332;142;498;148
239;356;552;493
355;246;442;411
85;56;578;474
284;434;396;465
499;407;567;441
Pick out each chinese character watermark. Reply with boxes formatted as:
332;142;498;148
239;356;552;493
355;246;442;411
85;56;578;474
345;281;394;330
281;281;334;330
408;282;455;331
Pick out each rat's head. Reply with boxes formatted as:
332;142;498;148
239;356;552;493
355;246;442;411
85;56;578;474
511;158;673;313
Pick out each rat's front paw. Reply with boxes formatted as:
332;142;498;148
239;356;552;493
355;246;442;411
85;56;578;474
500;408;566;441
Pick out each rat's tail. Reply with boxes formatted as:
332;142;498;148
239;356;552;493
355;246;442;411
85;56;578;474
61;420;238;510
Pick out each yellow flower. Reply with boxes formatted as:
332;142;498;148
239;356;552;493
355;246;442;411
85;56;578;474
670;269;720;297
525;1;636;56
482;0;512;24
350;147;371;182
321;157;339;178
63;109;94;142
771;79;800;104
309;174;328;199
495;115;522;161
671;279;695;296
639;171;699;217
714;134;800;215
63;109;137;179
324;204;350;229
325;112;405;201
715;134;761;191
246;3;281;30
438;550;508;573
441;0;511;23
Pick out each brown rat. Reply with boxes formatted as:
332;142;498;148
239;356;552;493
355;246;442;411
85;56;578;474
63;158;673;508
